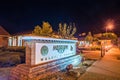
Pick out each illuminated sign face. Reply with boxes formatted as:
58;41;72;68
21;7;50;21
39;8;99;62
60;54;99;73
35;43;76;64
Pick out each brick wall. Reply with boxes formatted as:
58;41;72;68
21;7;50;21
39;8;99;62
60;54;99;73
0;37;8;47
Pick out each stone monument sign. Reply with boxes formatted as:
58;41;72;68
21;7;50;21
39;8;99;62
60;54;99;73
9;36;82;80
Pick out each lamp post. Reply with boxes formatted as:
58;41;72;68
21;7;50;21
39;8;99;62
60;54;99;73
105;19;114;52
101;19;114;57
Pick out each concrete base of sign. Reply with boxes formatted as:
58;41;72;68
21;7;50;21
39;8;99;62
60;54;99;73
9;55;81;80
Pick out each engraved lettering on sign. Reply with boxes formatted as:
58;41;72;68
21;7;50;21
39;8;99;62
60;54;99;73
53;45;68;53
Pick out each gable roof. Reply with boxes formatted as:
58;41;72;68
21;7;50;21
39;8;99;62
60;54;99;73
0;26;10;36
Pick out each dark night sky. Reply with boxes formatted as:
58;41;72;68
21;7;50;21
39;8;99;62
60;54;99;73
0;0;120;36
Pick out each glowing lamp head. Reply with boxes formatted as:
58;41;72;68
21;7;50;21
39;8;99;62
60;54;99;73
106;19;114;31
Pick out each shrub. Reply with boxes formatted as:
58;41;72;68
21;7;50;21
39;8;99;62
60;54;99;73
8;55;21;66
0;47;6;51
6;46;25;52
0;54;21;67
90;46;101;50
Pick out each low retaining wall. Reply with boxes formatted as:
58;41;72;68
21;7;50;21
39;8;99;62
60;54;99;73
9;55;81;80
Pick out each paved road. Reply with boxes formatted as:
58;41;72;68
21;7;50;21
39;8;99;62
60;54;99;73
79;47;120;80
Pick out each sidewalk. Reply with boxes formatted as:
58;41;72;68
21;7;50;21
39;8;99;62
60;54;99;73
79;47;120;80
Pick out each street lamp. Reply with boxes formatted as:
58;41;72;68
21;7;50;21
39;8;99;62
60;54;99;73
101;19;114;57
105;19;114;34
105;19;114;50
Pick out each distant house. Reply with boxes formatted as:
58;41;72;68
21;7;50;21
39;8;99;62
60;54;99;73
78;37;90;47
0;26;10;47
8;31;32;46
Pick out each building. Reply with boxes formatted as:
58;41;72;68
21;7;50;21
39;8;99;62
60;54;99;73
78;37;90;47
0;26;10;47
8;31;32;46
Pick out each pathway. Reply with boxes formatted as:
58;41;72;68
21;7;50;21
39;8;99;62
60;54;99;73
79;47;120;80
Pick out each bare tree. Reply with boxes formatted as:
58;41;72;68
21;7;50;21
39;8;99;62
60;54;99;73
58;23;77;39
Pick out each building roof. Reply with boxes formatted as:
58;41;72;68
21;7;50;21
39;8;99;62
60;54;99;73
0;26;10;36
